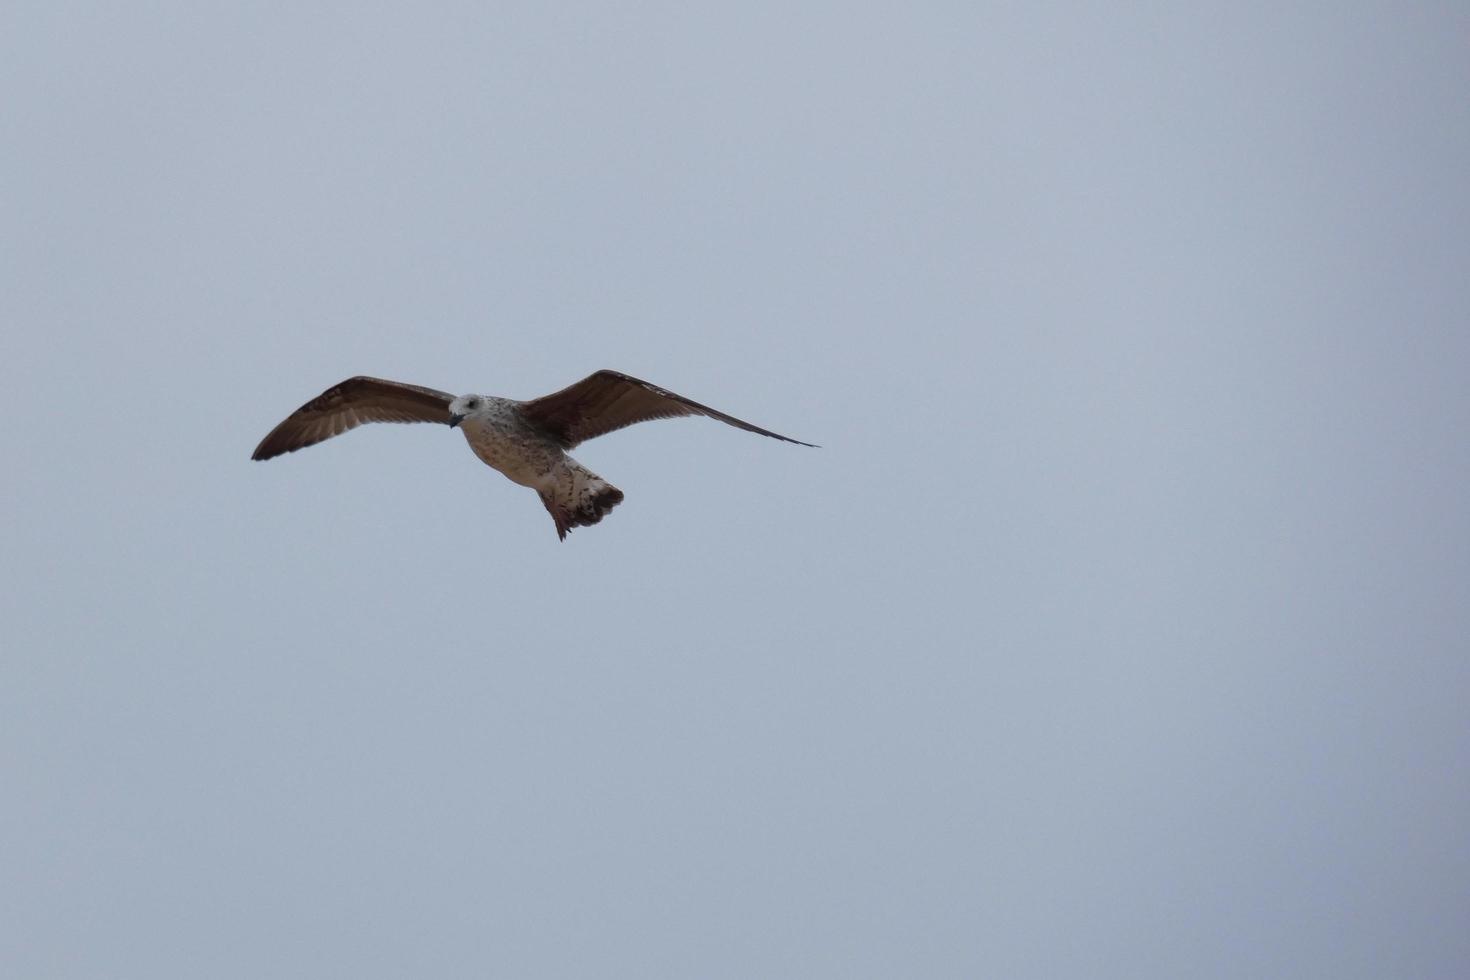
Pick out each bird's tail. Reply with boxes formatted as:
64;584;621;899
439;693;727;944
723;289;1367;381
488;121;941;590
538;462;624;540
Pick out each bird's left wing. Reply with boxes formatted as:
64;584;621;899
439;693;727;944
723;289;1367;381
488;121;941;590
252;376;455;460
519;370;816;449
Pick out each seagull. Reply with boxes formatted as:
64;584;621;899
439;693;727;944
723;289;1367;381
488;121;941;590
252;370;815;539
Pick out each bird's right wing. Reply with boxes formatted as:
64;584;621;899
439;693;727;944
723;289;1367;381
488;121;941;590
252;376;455;460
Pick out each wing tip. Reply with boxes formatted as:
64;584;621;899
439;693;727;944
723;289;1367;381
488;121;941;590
251;435;314;461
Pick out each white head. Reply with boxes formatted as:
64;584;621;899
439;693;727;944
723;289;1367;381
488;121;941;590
447;393;489;428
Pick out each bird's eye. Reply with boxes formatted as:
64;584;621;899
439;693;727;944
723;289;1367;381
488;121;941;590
467;399;479;410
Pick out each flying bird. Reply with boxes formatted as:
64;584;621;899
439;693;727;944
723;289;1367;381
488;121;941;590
252;370;815;539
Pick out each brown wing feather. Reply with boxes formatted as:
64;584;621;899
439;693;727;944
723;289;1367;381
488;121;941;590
252;376;455;461
519;370;817;449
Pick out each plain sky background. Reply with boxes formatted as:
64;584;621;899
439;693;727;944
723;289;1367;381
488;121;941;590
3;3;1467;977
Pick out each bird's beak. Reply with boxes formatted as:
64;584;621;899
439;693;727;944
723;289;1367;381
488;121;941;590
448;413;465;428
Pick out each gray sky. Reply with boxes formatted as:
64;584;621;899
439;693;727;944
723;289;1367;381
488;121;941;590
3;3;1467;977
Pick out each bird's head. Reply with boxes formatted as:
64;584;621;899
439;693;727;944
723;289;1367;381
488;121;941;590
447;393;487;428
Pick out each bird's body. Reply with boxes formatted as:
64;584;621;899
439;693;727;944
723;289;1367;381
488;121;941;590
252;370;814;539
455;395;560;487
450;393;626;537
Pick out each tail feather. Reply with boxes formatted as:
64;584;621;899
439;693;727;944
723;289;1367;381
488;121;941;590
538;464;624;540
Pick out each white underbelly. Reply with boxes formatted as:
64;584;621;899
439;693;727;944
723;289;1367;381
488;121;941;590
462;427;559;488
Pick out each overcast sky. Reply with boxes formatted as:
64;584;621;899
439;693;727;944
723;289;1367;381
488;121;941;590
3;3;1467;978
